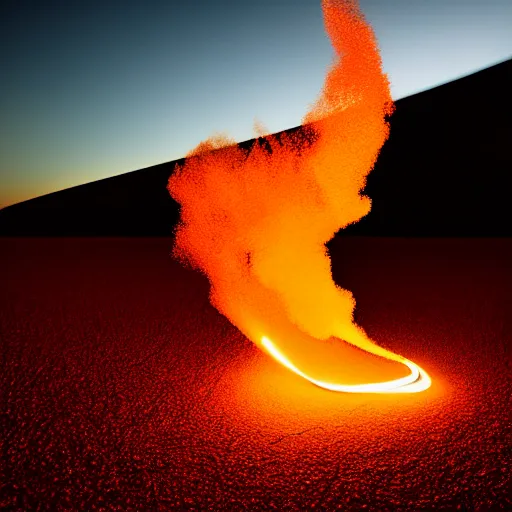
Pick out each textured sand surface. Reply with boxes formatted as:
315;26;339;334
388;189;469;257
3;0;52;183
1;237;510;510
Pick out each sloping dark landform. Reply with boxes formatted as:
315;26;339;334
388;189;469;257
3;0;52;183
1;236;511;509
1;59;511;237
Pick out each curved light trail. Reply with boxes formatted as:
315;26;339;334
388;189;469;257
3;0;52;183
261;336;431;394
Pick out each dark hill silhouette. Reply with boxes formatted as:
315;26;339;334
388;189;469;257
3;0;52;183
1;59;511;237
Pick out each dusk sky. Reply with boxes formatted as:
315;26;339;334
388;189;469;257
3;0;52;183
1;0;511;208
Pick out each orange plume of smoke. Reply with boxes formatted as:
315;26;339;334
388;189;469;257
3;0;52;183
168;0;430;393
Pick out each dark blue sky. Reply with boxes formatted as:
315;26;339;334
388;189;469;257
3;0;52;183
1;0;511;207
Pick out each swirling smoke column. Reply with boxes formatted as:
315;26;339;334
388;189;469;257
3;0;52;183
168;0;431;393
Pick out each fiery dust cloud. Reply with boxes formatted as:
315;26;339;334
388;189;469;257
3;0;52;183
168;0;431;393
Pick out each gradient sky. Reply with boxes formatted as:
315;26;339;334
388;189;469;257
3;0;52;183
1;0;511;208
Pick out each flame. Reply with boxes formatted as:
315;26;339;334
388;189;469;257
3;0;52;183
167;0;431;394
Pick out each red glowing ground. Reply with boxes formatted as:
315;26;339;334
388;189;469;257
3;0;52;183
1;237;510;509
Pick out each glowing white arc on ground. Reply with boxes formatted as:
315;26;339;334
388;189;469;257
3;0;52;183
261;336;431;394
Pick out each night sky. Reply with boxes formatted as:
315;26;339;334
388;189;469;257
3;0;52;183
1;0;511;208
